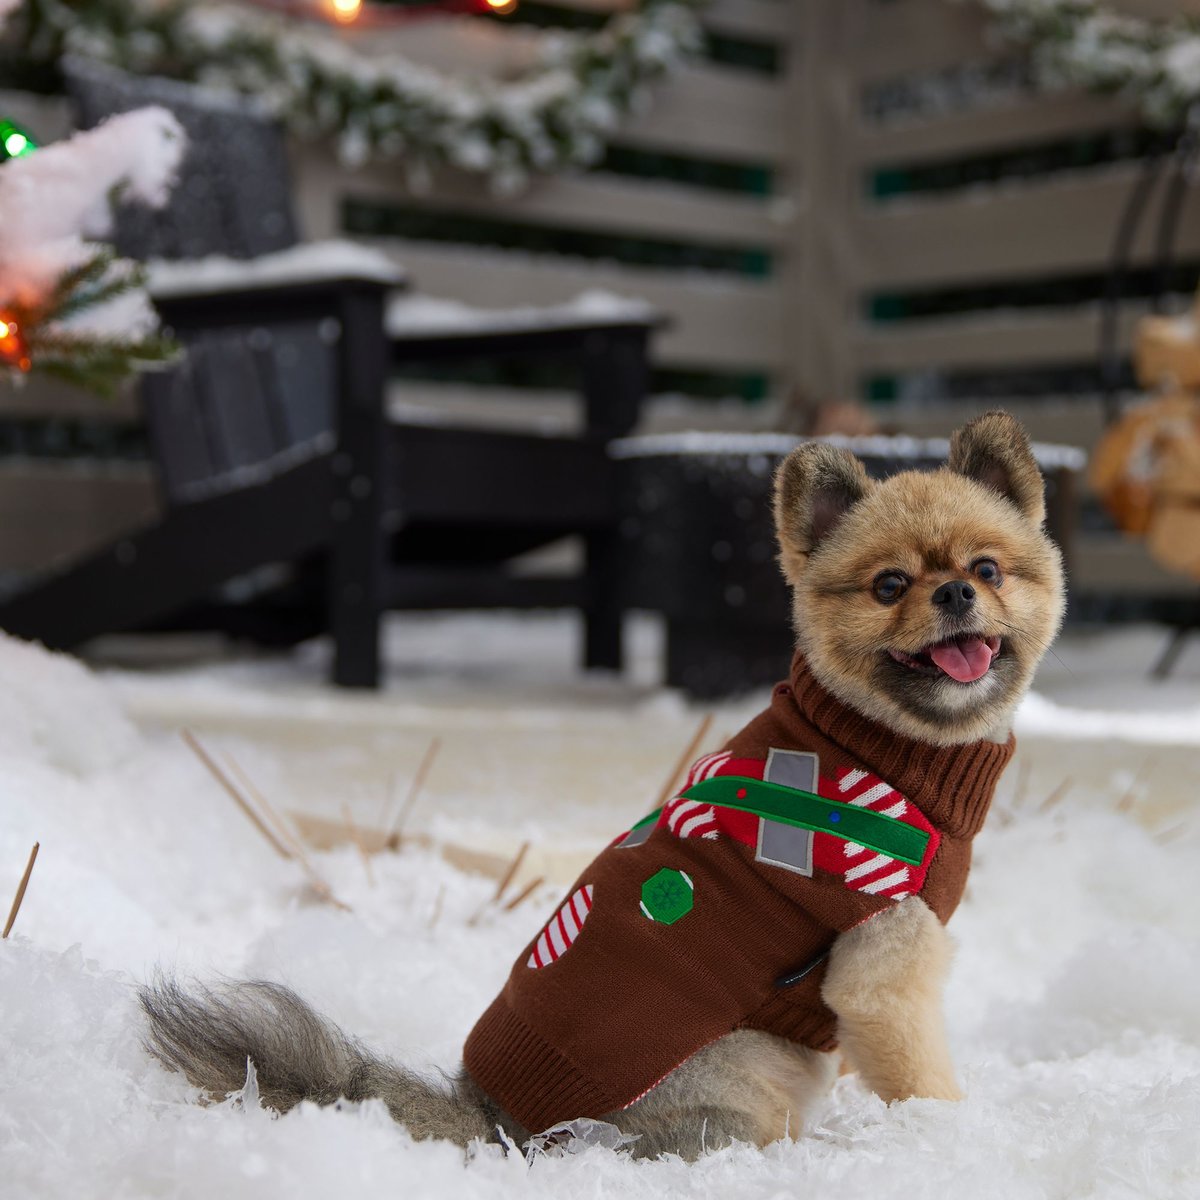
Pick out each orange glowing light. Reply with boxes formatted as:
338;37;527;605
329;0;362;22
485;0;518;13
0;314;31;372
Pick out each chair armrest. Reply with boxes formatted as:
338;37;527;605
147;240;406;329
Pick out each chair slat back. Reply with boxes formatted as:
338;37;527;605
63;57;297;260
63;59;336;503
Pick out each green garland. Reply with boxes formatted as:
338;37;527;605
12;0;1200;184
0;251;177;398
975;1;1200;127
10;0;707;184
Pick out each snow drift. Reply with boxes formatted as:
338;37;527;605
1;630;1197;1199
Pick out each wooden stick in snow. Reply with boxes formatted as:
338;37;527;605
502;875;545;912
183;732;350;911
467;839;531;926
182;730;292;860
1011;758;1032;808
385;735;441;850
651;713;713;811
492;840;530;904
341;801;376;887
1116;758;1150;813
1037;777;1073;813
428;883;445;931
225;754;309;864
3;842;39;939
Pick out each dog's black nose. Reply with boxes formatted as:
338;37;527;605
931;579;976;616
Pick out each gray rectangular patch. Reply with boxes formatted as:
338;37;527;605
756;749;818;876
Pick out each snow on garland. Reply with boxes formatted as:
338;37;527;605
0;107;182;395
972;0;1200;127
9;0;706;189
9;0;1200;189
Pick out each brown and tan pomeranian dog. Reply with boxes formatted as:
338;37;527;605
142;411;1065;1160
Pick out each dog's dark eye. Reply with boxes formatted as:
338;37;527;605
972;558;1002;586
873;572;909;603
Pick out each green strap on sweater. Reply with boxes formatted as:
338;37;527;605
633;776;930;866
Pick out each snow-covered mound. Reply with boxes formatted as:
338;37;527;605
2;632;1198;1199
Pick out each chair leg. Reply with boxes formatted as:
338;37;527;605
583;531;622;671
329;474;383;687
1151;624;1192;680
330;282;388;689
331;567;382;688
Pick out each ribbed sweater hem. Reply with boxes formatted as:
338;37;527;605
463;994;613;1135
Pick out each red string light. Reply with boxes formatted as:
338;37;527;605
0;315;32;373
239;0;515;26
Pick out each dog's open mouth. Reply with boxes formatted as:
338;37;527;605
887;635;1002;683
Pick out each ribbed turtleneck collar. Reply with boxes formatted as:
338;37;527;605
787;651;1015;839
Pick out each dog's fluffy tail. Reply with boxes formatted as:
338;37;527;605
139;978;502;1145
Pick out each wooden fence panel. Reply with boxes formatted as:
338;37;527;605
855;165;1200;291
858;91;1137;167
856;0;996;83
4;0;1195;603
371;238;786;371
305;154;787;248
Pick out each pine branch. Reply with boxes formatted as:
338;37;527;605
41;249;149;324
41;249;117;318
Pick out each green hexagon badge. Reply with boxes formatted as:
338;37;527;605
639;867;694;925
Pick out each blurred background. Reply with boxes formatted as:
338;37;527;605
1;0;1199;698
4;16;1200;1186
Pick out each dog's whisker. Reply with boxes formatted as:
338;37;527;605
994;619;1076;678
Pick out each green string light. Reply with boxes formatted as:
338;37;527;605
0;119;38;161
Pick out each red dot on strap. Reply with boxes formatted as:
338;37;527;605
736;787;747;799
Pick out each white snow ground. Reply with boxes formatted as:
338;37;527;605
3;614;1200;1199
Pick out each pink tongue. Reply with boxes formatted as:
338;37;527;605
929;636;994;683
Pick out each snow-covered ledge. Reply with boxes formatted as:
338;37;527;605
385;290;663;340
612;431;1088;472
146;239;407;298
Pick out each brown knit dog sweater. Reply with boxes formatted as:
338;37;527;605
463;653;1014;1133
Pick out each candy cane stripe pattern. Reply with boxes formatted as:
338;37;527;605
685;751;731;788
815;766;933;900
527;885;594;968
659;751;730;841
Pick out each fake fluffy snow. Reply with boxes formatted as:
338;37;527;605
0;107;184;301
2;627;1199;1199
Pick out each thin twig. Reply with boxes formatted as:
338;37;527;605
2;842;39;939
428;883;445;931
1116;758;1151;813
652;714;714;811
182;730;292;860
492;841;530;904
1154;822;1189;845
225;754;306;863
1037;777;1073;814
502;875;545;912
183;731;350;912
467;840;532;926
224;753;349;909
1011;758;1032;809
386;736;441;850
342;801;376;887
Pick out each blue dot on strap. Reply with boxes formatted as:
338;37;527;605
828;811;841;823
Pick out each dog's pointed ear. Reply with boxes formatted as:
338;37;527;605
948;411;1045;524
773;443;872;577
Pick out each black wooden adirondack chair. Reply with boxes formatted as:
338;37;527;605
0;60;659;685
